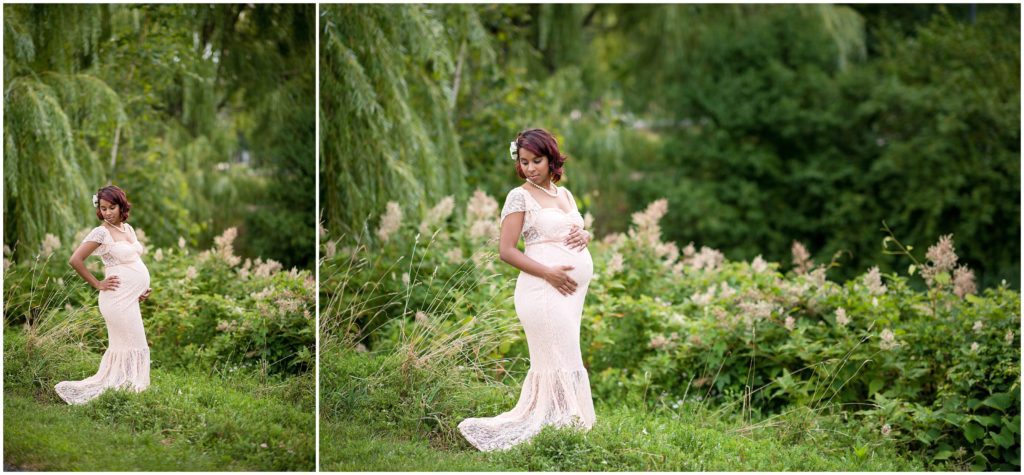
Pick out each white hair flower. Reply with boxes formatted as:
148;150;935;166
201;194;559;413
92;194;99;207
509;141;519;161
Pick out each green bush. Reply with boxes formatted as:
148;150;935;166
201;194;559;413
3;227;315;376
327;191;1020;470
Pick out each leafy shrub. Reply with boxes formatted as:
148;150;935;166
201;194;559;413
3;227;315;376
327;190;1020;469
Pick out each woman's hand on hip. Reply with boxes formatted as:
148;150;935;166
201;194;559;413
95;275;120;291
138;288;153;302
564;226;591;251
543;265;578;295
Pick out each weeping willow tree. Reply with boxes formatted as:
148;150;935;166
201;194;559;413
320;4;484;237
3;5;123;256
4;4;315;267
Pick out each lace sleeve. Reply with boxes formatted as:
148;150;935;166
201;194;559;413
82;226;109;256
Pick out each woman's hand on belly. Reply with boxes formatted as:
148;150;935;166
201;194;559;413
138;287;153;302
542;265;578;296
563;225;591;251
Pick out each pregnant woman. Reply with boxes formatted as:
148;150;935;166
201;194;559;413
458;128;596;451
56;185;153;404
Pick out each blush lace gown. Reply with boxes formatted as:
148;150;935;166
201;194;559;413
458;186;596;451
55;223;151;404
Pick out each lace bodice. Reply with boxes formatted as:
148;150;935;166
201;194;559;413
82;224;145;267
500;187;585;245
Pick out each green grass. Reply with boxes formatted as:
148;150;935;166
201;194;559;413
4;329;315;471
320;348;939;471
323;404;933;471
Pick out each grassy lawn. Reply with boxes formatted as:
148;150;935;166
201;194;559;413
322;403;934;471
319;349;939;471
4;364;314;471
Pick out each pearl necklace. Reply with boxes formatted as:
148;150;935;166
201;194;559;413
526;178;559;198
106;220;127;233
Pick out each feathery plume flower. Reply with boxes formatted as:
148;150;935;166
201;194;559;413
213;227;241;266
154;249;164;262
468;189;498;220
629;199;669;249
465;190;500;242
879;328;898;350
808;266;828;287
40;234;61;258
185;266;198;280
1005;330;1014;344
325;241;337;259
649;333;679;350
739;300;776;321
445;248;464;264
419;196;455;236
178;236;187;249
655;241;679;264
691;287;717;306
835;307;849;327
250;287;274;301
606;253;624;275
415;311;428;324
469;220;498;241
881;424;891;437
751;255;769;273
717;281;736;300
253;258;282;278
583;212;595;230
683;242;696;257
791;240;814;274
972;320;983;332
921;234;957;287
688;246;725;272
401;272;410;286
602;232;625;248
863;266;887;295
953;265;977;298
970;342;980;353
784;316;796;331
377;202;402;242
239;259;252;280
276;298;300;313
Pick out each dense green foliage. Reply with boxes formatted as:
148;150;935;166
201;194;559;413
320;190;1020;470
4;228;315;376
4;4;315;268
321;4;1019;289
3;230;314;470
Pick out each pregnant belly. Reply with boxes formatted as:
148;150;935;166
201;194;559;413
100;260;151;304
523;242;594;285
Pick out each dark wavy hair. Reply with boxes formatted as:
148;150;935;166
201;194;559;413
94;185;132;222
514;128;568;183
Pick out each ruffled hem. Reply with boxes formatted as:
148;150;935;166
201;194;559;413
55;347;150;405
458;367;595;452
